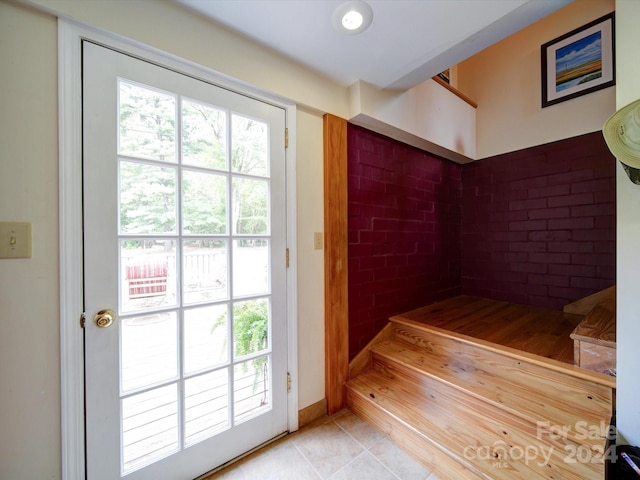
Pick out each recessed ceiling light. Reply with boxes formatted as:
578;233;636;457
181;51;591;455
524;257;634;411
332;1;373;35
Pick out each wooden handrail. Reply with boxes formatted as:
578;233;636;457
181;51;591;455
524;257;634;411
432;76;478;109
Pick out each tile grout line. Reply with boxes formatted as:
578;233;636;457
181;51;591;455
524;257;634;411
331;417;404;480
290;431;330;480
334;415;439;480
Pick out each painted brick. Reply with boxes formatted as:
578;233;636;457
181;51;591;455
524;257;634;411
528;207;570;220
548;193;594;208
350;127;614;357
572;253;615;266
571;178;615;194
594;241;615;254
519;283;548;297
492;231;529;242
528;184;571;199
528;252;571;264
529;230;572;242
491;211;528;222
509;220;547;231
510;242;547;252
547;286;595;301
528;274;570;287
549;263;596;278
570;203;615;218
491;252;528;263
595;215;616;229
527;295;566;310
348;124;461;358
571;276;614;290
547;169;594;186
510;262;548;274
462;131;615;309
595;189;616;204
548;241;593;253
509;198;547;211
572;228;615;241
548;217;594;230
597;265;616;279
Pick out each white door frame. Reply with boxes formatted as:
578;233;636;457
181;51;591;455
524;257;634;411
58;19;298;480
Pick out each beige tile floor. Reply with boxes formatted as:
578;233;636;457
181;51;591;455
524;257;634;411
200;410;441;480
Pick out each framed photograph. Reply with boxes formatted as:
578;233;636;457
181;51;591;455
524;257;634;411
541;12;615;108
437;69;450;84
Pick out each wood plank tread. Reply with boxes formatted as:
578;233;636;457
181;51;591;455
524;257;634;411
347;370;605;479
392;315;615;389
570;300;616;348
391;296;582;365
371;337;611;448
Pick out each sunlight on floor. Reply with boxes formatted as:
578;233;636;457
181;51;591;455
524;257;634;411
199;410;441;480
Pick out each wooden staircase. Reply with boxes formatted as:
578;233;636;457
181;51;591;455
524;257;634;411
346;309;616;479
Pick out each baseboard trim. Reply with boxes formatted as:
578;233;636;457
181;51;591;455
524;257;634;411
298;399;327;428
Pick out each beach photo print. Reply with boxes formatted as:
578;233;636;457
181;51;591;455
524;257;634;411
541;12;615;108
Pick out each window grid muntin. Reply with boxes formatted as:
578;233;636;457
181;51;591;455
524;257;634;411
117;81;275;471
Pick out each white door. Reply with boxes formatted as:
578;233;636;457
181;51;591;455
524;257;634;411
83;41;289;480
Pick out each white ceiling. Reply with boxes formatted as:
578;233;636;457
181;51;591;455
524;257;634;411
175;0;573;90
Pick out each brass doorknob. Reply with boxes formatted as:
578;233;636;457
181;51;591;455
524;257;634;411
94;309;115;328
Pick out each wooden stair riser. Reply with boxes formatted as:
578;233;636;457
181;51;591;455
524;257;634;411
372;338;611;449
351;369;604;479
347;387;489;480
392;324;612;421
370;357;607;474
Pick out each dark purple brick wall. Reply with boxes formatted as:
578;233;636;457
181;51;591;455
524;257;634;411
348;125;462;359
461;131;616;310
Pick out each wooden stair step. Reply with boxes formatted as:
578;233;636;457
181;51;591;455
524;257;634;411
570;289;616;374
391;320;613;411
371;335;611;449
347;370;605;479
370;354;609;460
346;297;616;480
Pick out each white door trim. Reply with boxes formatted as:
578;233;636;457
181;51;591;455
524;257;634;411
58;19;298;480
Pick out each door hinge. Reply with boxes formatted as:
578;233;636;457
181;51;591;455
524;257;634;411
80;312;86;329
286;248;290;268
284;128;289;148
287;372;292;393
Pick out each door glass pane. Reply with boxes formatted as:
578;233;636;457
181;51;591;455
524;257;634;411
183;240;228;304
184;369;229;446
120;240;177;313
232;177;268;235
182;99;227;170
232;298;269;359
119;161;177;234
119;81;176;162
233;239;268;297
184;305;228;374
231;114;268;177
122;384;179;474
121;312;178;393
182;170;227;235
233;356;270;424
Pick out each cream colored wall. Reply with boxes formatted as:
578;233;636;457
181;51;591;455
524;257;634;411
349;80;476;162
458;0;616;159
30;0;350;119
613;0;640;446
1;0;333;478
295;109;326;408
0;3;61;479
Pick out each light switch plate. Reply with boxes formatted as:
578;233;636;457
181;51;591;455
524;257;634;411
0;222;32;259
313;232;324;250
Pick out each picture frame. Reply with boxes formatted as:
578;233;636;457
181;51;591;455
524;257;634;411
541;12;615;108
437;69;450;84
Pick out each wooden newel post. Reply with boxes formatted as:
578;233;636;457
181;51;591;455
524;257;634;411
323;114;349;415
